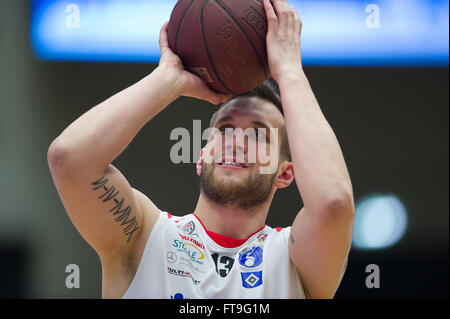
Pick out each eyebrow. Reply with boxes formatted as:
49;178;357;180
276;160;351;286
215;116;271;131
214;116;233;126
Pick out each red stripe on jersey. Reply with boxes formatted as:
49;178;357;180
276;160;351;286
193;214;265;248
275;227;283;232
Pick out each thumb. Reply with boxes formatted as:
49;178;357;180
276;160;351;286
198;82;229;105
159;21;171;55
183;72;230;105
211;94;230;105
216;94;230;105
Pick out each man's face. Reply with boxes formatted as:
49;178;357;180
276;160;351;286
199;96;285;210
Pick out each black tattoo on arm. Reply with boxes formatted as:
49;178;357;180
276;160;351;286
91;175;140;243
290;234;295;245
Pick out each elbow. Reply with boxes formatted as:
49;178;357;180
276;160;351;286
322;189;355;219
48;138;107;178
47;138;73;175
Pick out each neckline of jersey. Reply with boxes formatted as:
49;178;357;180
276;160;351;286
193;213;266;248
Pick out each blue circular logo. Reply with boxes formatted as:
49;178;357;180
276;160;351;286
238;246;263;268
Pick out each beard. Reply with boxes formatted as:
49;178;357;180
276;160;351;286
199;162;278;211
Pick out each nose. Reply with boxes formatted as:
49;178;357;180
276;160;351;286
224;143;245;162
222;129;248;163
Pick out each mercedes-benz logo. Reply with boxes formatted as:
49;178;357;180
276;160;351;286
167;252;177;263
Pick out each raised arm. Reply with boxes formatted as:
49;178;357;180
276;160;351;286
47;22;228;263
264;0;355;298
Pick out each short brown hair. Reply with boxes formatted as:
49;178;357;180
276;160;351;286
209;78;292;162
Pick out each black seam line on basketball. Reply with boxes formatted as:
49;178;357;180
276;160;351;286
214;0;268;79
215;0;268;78
172;0;183;12
175;0;196;54
201;0;235;94
241;16;265;44
239;4;268;44
250;5;267;24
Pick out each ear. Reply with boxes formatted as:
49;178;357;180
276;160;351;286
274;161;294;189
196;148;204;176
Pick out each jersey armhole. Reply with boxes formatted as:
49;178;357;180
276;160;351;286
283;227;308;299
122;210;166;299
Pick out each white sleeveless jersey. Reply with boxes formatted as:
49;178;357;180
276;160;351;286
123;211;306;299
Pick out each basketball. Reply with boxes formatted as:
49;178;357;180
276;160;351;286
167;0;269;95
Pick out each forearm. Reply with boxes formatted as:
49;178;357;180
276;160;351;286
49;66;183;173
279;70;353;213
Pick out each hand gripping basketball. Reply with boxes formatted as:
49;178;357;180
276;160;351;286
167;0;270;95
264;0;303;83
158;21;229;105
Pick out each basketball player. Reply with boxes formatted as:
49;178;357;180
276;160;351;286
48;0;354;298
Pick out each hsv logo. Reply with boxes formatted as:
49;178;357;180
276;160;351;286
239;246;263;268
178;233;205;250
241;271;263;289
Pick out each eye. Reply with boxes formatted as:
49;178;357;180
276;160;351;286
218;124;233;132
254;128;267;140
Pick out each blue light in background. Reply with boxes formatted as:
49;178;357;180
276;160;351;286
353;194;408;250
294;0;449;66
31;0;178;62
30;0;449;66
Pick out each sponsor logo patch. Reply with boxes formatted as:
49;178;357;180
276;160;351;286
173;239;205;264
178;233;205;250
180;221;196;235
257;233;267;243
167;266;200;285
166;251;177;263
241;271;263;288
238;246;263;268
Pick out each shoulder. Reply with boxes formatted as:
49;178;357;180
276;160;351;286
267;225;292;240
260;226;292;255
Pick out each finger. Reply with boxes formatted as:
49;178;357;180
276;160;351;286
264;0;278;30
294;10;302;34
288;5;297;34
271;0;290;30
159;21;170;55
272;0;289;13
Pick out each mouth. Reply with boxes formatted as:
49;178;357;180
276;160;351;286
216;158;249;169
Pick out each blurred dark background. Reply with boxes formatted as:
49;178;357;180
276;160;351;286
0;0;448;298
